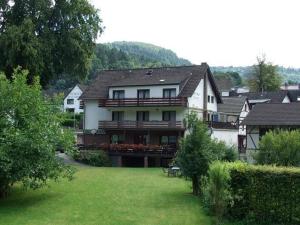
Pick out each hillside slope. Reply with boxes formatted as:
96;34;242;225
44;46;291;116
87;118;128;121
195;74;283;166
106;41;192;67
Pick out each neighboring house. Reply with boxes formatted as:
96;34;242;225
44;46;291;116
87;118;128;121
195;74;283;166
288;90;300;102
214;76;234;97
281;83;300;90
238;91;291;107
242;103;300;161
64;84;87;114
215;96;250;151
80;64;226;167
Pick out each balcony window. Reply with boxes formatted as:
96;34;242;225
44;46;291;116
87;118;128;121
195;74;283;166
111;134;125;144
112;111;124;121
162;111;176;121
163;88;176;98
136;111;149;121
137;89;150;99
161;136;177;145
67;99;74;104
113;90;125;99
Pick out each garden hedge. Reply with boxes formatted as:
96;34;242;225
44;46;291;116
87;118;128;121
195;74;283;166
226;162;300;225
73;150;111;167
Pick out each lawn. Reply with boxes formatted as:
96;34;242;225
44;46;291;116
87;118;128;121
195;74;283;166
0;167;220;225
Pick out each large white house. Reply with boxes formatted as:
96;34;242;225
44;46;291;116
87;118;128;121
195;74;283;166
79;64;243;167
64;84;87;114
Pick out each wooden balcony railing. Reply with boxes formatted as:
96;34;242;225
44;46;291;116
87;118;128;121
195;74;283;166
207;121;238;129
98;120;185;130
98;97;187;107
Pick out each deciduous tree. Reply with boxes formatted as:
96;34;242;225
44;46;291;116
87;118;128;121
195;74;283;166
0;68;75;198
0;0;103;86
247;56;282;92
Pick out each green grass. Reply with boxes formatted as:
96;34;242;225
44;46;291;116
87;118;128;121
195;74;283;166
0;167;223;225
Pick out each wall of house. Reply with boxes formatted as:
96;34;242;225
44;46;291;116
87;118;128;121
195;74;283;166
109;85;180;98
188;78;218;115
246;127;260;150
84;100;110;130
212;129;238;146
239;101;250;135
64;85;83;114
118;107;186;121
282;95;291;103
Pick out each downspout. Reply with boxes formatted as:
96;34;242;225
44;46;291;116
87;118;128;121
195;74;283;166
203;72;208;120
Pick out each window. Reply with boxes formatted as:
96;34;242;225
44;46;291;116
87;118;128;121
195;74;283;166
207;95;211;103
137;89;150;99
67;99;74;104
112;111;124;121
163;88;176;98
136;111;149;121
162;111;176;121
160;136;177;145
111;134;125;144
211;96;214;103
113;90;125;99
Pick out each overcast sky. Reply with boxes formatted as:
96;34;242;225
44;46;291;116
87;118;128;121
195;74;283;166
90;0;300;67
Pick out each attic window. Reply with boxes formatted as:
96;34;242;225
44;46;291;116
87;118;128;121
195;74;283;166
146;70;153;76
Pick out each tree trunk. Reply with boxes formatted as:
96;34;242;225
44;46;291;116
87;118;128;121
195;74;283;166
192;175;199;195
0;184;9;199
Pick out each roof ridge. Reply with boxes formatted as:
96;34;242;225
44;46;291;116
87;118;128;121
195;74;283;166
96;64;206;73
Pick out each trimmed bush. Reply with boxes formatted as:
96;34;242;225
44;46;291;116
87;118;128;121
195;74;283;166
74;150;111;167
256;129;300;166
226;162;300;225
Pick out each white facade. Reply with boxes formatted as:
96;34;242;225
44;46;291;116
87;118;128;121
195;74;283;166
212;129;239;146
64;85;84;114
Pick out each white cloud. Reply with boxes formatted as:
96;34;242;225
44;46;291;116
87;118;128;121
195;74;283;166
90;0;300;67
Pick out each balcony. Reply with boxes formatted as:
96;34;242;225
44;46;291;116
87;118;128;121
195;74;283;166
98;97;187;107
98;120;185;130
207;121;238;130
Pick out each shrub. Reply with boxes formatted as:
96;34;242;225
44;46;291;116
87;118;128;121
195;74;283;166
74;150;111;167
226;162;300;225
202;161;232;224
256;129;300;166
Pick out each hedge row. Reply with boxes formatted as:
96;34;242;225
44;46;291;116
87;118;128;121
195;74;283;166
73;150;111;167
226;162;300;225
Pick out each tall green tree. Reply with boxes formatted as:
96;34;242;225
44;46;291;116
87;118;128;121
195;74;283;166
0;0;103;86
0;68;75;198
247;56;282;92
176;113;234;195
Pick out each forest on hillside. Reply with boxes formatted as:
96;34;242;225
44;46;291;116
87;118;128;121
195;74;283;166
50;41;300;91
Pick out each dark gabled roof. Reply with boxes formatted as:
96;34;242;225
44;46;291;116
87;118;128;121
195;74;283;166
80;64;222;103
78;84;88;92
214;77;234;92
239;90;290;103
242;103;300;126
218;96;248;114
288;90;300;102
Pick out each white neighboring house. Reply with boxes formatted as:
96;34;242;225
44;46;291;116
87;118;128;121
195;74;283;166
214;96;250;150
64;84;87;114
79;64;228;167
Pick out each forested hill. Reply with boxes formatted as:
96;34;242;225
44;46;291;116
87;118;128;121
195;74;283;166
212;66;300;83
107;41;191;67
